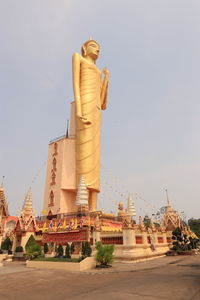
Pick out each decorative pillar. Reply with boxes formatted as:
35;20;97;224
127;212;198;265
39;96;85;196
122;216;136;246
138;216;148;246
163;232;167;244
150;219;158;247
142;231;149;246
160;224;167;245
12;236;17;252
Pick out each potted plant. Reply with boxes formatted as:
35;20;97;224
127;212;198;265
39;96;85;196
14;246;24;257
1;237;12;254
95;242;115;268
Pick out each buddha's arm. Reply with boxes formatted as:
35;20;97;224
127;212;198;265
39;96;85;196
101;67;109;110
72;53;92;125
72;53;81;117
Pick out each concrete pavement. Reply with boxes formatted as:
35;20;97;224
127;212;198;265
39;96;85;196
0;255;199;300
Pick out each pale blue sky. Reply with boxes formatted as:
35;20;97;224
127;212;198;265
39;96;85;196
1;0;200;220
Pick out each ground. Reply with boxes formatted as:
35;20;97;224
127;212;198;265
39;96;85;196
0;255;200;300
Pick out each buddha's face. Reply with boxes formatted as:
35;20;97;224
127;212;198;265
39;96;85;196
85;42;100;60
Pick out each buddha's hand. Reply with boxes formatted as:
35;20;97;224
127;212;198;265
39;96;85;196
103;67;109;77
77;113;92;125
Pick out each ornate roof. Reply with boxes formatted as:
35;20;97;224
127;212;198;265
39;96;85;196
0;187;9;218
17;188;36;232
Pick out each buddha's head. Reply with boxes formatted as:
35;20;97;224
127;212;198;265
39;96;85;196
81;39;100;61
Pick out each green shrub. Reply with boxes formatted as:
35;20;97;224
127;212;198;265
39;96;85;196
44;243;49;254
15;246;23;252
82;242;92;257
1;237;12;251
95;242;115;266
65;243;71;258
172;227;181;237
71;242;75;254
25;235;36;251
25;235;42;259
188;218;200;238
56;244;63;257
26;244;42;259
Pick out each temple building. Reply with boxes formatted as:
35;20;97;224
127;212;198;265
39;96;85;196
162;191;182;232
0;187;9;245
0;40;192;261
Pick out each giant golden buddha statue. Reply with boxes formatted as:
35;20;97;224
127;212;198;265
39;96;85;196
72;38;109;211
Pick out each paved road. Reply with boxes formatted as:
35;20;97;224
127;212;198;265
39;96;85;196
0;255;199;300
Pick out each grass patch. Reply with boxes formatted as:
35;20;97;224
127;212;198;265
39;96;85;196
33;257;80;262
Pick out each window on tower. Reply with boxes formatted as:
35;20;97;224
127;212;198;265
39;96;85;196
53;157;57;171
51;171;56;185
53;142;58;156
49;191;54;207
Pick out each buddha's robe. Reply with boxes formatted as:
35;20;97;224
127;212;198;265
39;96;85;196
76;59;107;192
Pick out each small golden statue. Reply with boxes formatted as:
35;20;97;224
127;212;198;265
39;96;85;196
118;201;125;217
72;38;109;211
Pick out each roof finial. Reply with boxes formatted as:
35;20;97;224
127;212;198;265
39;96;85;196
89;36;93;40
165;189;172;212
165;189;170;206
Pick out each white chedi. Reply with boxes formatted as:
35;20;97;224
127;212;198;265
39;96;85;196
126;194;136;217
76;176;88;206
22;188;34;215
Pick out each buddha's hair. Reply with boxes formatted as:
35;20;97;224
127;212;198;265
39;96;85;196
81;40;99;57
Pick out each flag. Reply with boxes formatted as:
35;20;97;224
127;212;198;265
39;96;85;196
57;220;62;231
71;218;74;229
80;218;84;229
41;210;46;215
88;216;90;227
49;220;53;229
68;220;73;230
74;218;77;230
62;219;66;229
42;222;46;233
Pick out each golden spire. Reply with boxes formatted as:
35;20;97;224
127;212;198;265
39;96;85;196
0;186;9;217
21;188;34;217
165;189;172;212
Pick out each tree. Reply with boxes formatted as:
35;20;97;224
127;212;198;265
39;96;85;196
44;243;49;254
65;243;71;258
71;242;75;254
56;244;63;257
15;246;23;252
143;215;151;229
25;235;42;259
25;235;36;251
95;242;115;266
188;218;200;238
82;242;92;257
171;227;193;252
1;237;12;251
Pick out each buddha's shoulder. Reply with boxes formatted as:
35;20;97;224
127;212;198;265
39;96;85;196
72;52;82;60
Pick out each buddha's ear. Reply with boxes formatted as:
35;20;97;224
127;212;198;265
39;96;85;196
81;45;86;57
